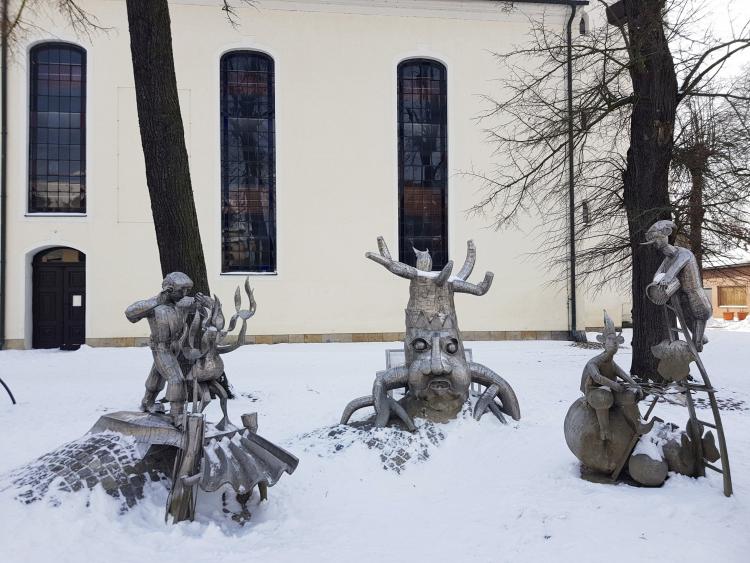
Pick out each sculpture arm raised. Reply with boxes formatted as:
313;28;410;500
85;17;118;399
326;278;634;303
125;295;161;323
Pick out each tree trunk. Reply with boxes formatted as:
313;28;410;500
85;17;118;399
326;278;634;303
125;0;209;294
623;1;677;379
688;167;705;271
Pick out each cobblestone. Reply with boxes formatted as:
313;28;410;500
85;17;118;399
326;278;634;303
2;432;174;510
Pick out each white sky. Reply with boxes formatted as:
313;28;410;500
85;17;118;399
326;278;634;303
705;0;750;76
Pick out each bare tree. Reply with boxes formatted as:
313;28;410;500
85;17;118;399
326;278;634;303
473;0;750;379
124;0;251;293
671;73;750;270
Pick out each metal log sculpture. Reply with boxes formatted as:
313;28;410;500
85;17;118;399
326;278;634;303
341;237;520;428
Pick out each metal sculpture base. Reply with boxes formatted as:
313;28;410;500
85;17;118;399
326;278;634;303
89;410;299;523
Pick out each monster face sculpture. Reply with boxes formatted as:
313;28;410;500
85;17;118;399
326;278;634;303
403;312;471;421
341;237;521;429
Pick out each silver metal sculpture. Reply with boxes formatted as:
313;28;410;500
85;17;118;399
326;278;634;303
642;220;733;496
125;272;198;425
7;273;298;523
341;237;520;428
643;220;712;351
565;276;731;493
564;312;656;483
122;273;297;522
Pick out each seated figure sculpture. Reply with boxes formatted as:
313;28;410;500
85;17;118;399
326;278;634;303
341;237;520;428
565;311;719;487
581;312;653;441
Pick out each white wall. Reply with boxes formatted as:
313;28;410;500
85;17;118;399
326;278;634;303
3;0;630;346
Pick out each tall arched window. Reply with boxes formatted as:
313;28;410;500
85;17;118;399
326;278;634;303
220;51;276;273
28;43;87;213
397;58;448;269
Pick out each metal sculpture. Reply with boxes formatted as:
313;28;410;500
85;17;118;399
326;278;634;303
341;237;520;428
122;273;297;522
564;312;656;483
125;272;198;425
0;376;15;404
641;220;733;496
6;274;298;524
643;220;712;351
565;292;731;493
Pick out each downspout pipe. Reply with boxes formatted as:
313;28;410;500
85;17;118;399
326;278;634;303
564;1;586;342
0;0;8;351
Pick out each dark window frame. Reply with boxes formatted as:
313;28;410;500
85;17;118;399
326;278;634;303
397;58;449;270
28;42;87;214
220;50;277;273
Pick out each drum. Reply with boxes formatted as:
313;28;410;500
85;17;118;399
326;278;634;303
646;278;680;305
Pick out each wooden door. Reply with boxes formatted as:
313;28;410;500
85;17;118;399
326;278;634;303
32;248;86;349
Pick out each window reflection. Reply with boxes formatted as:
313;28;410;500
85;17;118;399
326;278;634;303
221;52;276;272
28;44;86;213
398;59;448;269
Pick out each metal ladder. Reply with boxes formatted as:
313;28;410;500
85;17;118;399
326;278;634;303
658;295;733;497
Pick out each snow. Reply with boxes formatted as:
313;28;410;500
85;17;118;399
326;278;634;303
1;330;749;563
632;421;683;462
708;317;750;332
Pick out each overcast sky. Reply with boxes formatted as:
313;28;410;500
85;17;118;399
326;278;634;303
708;0;750;75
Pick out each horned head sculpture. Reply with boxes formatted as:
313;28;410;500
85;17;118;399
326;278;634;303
341;237;520;429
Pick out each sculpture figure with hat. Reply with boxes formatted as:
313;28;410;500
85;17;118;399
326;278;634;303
642;219;712;351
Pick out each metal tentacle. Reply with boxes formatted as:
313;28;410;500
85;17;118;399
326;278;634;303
434;260;454;287
473;383;500;420
487;400;507;424
468;362;521;420
340;396;375;424
386;398;416;431
372;367;408;416
373;366;412;429
451;272;494;296
455;240;476;281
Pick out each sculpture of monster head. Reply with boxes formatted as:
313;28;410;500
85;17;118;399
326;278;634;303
404;309;471;421
341;237;521;429
371;237;493;422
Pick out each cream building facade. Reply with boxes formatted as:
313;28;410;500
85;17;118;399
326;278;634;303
1;0;629;349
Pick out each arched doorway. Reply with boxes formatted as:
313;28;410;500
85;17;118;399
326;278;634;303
32;247;86;349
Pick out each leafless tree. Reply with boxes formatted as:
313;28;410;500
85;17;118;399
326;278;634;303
473;0;750;378
671;72;750;270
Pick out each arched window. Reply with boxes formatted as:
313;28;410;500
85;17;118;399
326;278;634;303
397;59;448;269
28;43;86;213
220;51;276;273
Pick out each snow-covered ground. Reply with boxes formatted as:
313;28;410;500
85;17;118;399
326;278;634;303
1;329;748;563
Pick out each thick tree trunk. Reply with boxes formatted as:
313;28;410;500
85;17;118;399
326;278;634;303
623;1;677;379
125;0;209;294
688;168;705;271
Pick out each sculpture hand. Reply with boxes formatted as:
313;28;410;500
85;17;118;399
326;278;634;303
659;274;674;286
